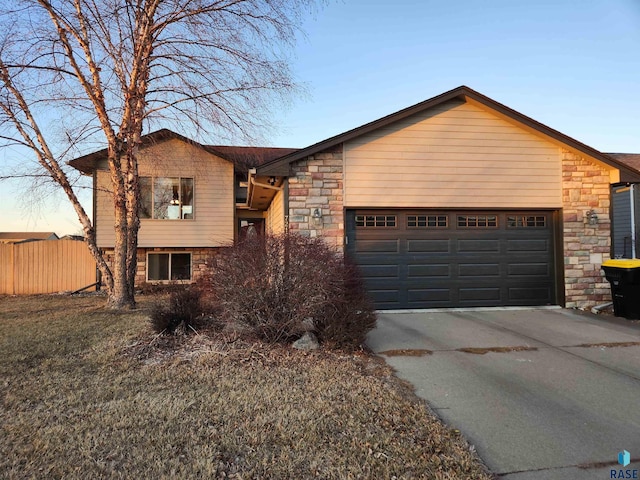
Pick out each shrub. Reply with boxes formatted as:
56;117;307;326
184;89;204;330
314;260;377;350
198;233;376;349
137;282;185;296
149;287;203;334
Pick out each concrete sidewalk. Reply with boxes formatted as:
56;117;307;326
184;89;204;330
367;308;640;479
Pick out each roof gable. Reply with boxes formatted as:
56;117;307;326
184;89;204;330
68;129;297;175
69;130;213;174
256;86;640;182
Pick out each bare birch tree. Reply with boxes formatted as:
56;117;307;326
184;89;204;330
0;0;315;308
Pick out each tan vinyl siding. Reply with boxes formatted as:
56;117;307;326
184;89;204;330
266;189;285;235
96;138;234;247
344;101;564;208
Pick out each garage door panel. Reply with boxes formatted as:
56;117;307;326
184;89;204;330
457;239;500;253
355;239;400;253
347;210;557;309
407;288;451;302
508;286;552;302
459;287;501;302
407;264;450;277
507;239;549;252
407;239;450;253
359;264;400;278
458;264;500;277
508;263;549;276
367;289;400;305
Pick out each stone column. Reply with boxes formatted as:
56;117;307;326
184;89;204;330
562;150;612;308
288;145;345;252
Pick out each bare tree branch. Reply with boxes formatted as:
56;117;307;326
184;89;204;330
0;0;317;308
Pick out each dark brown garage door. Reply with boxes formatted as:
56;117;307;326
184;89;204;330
346;210;558;309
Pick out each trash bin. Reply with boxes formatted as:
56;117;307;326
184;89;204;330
601;259;640;319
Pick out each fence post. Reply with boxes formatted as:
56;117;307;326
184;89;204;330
11;242;15;295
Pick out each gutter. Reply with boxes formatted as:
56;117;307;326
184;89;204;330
246;169;284;210
250;177;283;191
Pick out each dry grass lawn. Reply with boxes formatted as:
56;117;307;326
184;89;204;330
0;294;493;479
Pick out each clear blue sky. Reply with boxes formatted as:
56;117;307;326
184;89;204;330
2;0;640;235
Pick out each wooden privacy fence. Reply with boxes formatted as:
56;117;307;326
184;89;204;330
0;240;97;295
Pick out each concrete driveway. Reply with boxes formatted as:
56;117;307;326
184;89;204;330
367;308;640;479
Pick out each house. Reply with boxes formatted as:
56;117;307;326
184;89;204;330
0;232;59;244
608;154;640;258
69;86;640;309
59;234;85;241
69;130;297;283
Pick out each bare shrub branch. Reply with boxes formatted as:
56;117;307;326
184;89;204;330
199;234;377;350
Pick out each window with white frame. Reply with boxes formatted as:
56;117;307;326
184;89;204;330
139;177;194;219
147;252;192;281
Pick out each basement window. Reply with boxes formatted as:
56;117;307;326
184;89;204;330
147;252;192;281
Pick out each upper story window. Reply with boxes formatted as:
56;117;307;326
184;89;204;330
139;177;194;220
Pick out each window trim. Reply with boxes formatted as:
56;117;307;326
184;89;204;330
355;214;398;228
456;214;498;229
140;176;196;221
146;251;193;283
407;214;449;228
506;215;547;228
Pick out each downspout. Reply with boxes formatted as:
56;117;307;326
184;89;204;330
284;178;289;234
93;169;101;290
631;184;636;258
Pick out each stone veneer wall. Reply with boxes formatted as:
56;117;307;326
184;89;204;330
287;146;615;308
288;145;344;251
102;247;218;286
562;149;612;308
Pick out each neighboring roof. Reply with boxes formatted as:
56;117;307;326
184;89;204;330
59;234;85;241
0;232;59;243
256;85;640;182
68;129;298;175
607;153;640;173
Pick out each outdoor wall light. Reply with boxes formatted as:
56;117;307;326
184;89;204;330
268;176;277;186
585;209;598;225
312;208;323;226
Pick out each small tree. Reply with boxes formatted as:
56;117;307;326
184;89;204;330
0;0;315;308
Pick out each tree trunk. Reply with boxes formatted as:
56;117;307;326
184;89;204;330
124;172;140;307
107;203;136;309
106;147;137;309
